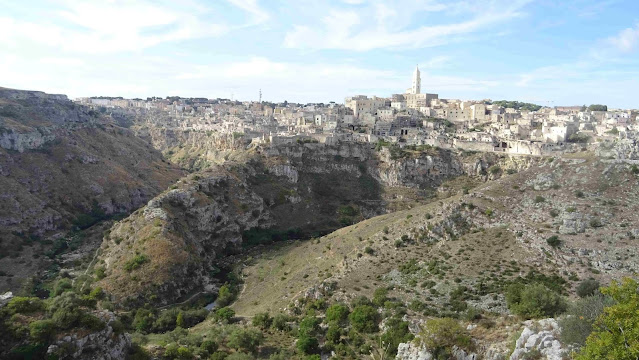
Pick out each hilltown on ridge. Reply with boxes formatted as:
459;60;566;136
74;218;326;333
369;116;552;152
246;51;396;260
75;66;638;157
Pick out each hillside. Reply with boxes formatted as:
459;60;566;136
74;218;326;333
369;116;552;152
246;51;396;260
0;88;185;293
95;143;509;306
234;152;638;315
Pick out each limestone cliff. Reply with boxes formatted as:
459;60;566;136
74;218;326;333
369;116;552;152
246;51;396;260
0;88;184;293
96;142;509;306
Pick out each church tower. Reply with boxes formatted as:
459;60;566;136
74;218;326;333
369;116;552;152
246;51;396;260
411;65;421;94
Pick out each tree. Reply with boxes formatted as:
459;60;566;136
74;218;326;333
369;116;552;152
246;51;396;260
560;294;614;348
325;304;350;324
214;307;235;323
227;328;263;353
349;305;380;333
576;278;639;359
176;311;185;328
372;287;389;307
271;313;290;331
577;279;601;298
252;312;272;329
132;308;155;333
297;334;319;355
587;104;607;112
506;283;567;318
29;319;56;342
381;318;414;355
418;318;472;359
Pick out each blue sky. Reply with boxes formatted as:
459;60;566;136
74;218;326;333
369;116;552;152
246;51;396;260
1;0;638;108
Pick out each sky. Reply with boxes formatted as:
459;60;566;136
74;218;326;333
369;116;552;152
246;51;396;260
1;0;638;108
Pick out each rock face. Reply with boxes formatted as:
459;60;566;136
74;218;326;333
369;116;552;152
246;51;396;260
97;143;504;306
396;342;478;360
46;311;131;359
0;88;184;293
509;318;567;360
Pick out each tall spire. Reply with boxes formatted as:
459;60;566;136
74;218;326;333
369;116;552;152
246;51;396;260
411;64;421;94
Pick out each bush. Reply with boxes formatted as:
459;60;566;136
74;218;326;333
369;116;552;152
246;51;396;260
29;319;56;342
216;284;236;307
506;283;567;318
349;305;380;333
5;297;46;314
418;318;472;358
123;254;150;272
51;278;73;297
534;195;545;203
364;246;375;255
271;313;290;331
214;307;235;323
132;308;155;333
226;328;263;353
576;278;639;359
325;304;349;324
559;294;613;348
576;279;600;298
297;335;319;355
381;318;414;355
372;287;389;307
326;324;343;344
200;340;218;356
252;312;272;329
589;219;602;228
546;235;560;248
226;353;254;360
298;316;321;336
489;165;501;175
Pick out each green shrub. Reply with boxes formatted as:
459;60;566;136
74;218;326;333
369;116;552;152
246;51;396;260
381;318;414;355
5;297;46;314
576;279;600;298
226;328;263;353
559;294;613;348
418;318;472;358
372;287;389;307
576;278;639;359
298;316;321;336
271;313;290;331
297;334;319;355
549;209;559;218
216;284;236;307
364;246;374;255
29;319;56;342
123;254;150;271
51;278;73;297
546;235;560;248
325;304;349;324
132;308;155;333
506;283;567;318
200;340;218;356
226;353;254;360
534;195;545;203
252;312;272;329
214;307;235;323
589;219;603;228
349;305;379;333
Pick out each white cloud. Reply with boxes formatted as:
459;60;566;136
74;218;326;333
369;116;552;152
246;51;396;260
226;0;271;25
284;0;531;51
608;23;639;52
0;1;228;54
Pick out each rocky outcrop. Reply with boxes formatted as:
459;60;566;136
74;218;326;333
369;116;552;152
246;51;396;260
0;88;184;294
509;318;567;360
396;342;478;360
46;311;131;360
